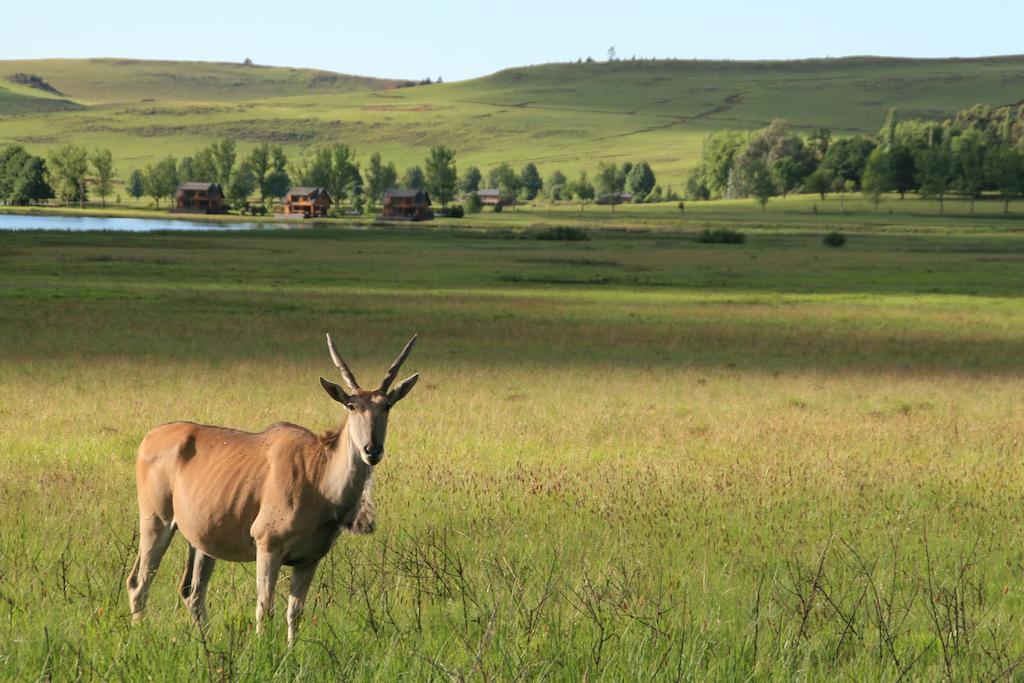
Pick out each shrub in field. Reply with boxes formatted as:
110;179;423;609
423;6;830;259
447;204;465;218
823;231;847;247
694;228;746;244
528;226;590;241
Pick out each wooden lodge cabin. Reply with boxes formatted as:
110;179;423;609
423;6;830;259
473;189;515;208
382;188;434;221
173;182;226;214
283;186;332;218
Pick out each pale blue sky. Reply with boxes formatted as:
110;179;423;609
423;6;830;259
3;0;1020;81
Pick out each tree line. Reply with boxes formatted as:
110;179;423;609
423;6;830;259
684;103;1024;212
455;159;670;213
0;145;115;207
0;137;670;216
9;102;1019;215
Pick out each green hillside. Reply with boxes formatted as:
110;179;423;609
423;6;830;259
0;58;399;103
1;56;1023;183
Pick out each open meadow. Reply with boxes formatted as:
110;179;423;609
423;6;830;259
2;222;1024;679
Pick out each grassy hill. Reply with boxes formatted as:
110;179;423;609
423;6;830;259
1;55;1023;184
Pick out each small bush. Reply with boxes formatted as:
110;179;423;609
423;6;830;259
694;228;746;244
446;204;465;218
529;226;590;241
823;232;847;247
466;192;483;214
493;203;503;213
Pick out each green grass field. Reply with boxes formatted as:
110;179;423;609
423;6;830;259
2;222;1024;679
3;55;1024;182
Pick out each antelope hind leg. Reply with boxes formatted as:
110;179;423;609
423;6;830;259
127;515;176;621
180;545;217;624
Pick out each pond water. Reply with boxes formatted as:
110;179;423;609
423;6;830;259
0;213;350;232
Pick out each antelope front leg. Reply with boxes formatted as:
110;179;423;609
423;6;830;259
287;561;320;647
255;547;282;633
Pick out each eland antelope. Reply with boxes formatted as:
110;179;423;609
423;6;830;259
126;333;419;645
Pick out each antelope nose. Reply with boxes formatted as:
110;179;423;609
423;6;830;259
364;443;382;457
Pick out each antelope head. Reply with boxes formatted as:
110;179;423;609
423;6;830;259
319;334;419;466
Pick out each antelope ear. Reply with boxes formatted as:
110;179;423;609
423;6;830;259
320;376;349;403
387;373;419;404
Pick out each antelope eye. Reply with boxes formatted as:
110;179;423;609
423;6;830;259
345;402;357;411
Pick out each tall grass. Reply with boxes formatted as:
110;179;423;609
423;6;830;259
1;228;1023;678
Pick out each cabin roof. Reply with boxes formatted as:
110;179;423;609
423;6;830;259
384;188;431;202
287;186;328;199
475;189;501;197
385;188;423;198
177;182;221;192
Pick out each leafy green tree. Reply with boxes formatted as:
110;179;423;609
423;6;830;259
807;128;831;161
292;145;359;200
595;161;624;197
486;166;500;189
894;119;943;151
545;170;567;199
460;166;481;194
888;145;917;199
595;161;626;209
0;145;30;201
881;108;898;149
249;144;270;198
915;145;953;214
746;159;775;211
425;145;458;208
263;168;291;200
270;146;288;174
295;148;333;190
801;169;832;199
365;153;398;202
861;148;891;210
47;145;89;207
143;156;179;209
90;148;114;207
770;157;803;197
985;145;1024;213
624;161;656;200
568;170;594;212
821;136;876;189
126;169;145;200
465;191;483;214
8;155;52;204
520;163;542;200
227;160;256;210
178;156;196;182
401;165;425;189
701;131;747;198
212;139;236;187
330;145;361;200
951;129;987;214
187;148;218;182
684;165;710;200
727;120;812;198
489;163;521;205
